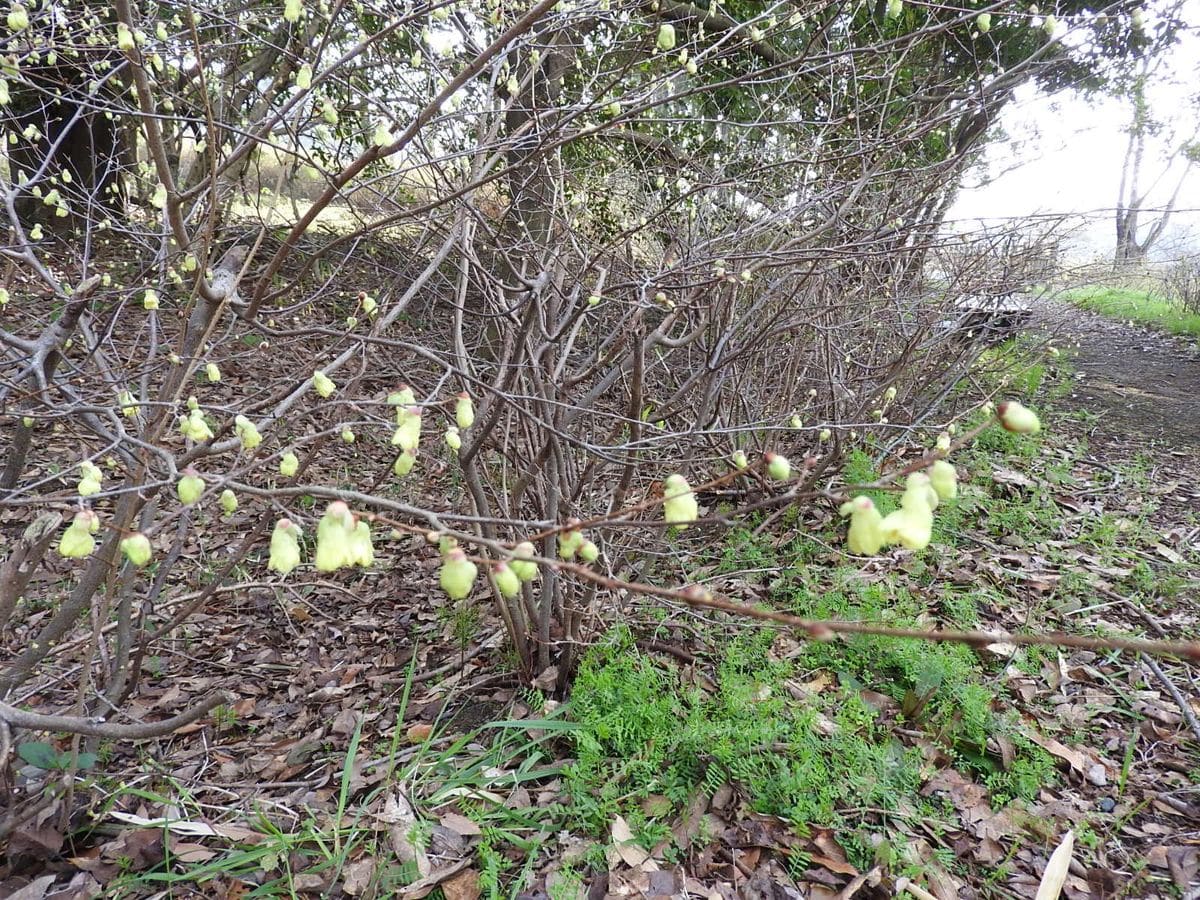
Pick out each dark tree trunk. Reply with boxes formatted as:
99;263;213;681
1114;212;1147;267
4;34;131;227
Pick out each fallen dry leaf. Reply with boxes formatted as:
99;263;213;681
399;859;472;898
170;842;218;863
379;791;431;878
441;868;482;900
341;858;376;896
406;723;434;744
2;875;56;900
1034;830;1074;900
1022;730;1086;773
439;812;482;836
609;815;650;869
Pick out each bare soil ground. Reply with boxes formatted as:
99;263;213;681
1033;298;1200;452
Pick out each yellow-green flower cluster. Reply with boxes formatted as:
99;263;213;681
59;510;100;558
840;402;1038;555
314;501;374;572
841;468;957;555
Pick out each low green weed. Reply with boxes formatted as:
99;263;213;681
564;622;1050;862
1064;286;1200;338
842;449;896;514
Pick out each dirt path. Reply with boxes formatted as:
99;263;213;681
1033;298;1200;451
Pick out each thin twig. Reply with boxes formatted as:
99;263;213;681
1141;653;1200;745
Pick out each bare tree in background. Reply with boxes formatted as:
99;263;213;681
1114;23;1200;266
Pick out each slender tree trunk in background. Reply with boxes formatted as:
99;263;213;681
1112;55;1197;269
1114;73;1149;269
504;27;575;257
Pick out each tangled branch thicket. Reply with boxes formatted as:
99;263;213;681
0;0;1181;827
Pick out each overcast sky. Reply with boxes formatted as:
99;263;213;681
949;12;1200;262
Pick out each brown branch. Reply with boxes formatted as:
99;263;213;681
0;691;231;739
1141;654;1200;744
653;0;783;65
0;512;61;632
554;560;1200;663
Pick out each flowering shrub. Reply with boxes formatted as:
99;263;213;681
0;0;1175;798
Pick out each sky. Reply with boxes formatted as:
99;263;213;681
948;13;1200;263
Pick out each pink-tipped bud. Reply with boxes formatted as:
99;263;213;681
765;452;791;481
996;400;1041;435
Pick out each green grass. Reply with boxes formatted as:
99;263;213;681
564;604;1054;874
1065;285;1200;337
85;666;578;898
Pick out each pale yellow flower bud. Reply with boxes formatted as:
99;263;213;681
510;541;539;582
7;4;29;31
880;501;932;551
904;472;938;511
392;407;422;451
440;548;478;600
312;369;335;398
455;392;475;429
315;501;355;572
389;385;416;409
663;473;698;528
492;562;521;598
765;452;791;481
234;415;262;450
840;495;884;555
120;532;152;567
117;22;135;52
59;511;97;558
269;519;303;574
996;400;1041;434
348;519;374;567
393;450;417;476
279;451;299;477
177;470;205;505
558;528;584;560
929;459;957;501
179;411;206;442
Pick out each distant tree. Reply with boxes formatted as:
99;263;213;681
1113;7;1199;266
